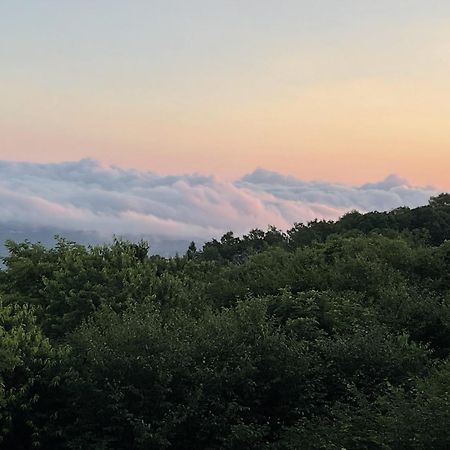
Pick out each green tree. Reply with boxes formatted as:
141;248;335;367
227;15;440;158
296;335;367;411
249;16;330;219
0;302;66;449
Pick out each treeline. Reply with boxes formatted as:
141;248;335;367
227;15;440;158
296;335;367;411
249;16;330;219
1;194;450;449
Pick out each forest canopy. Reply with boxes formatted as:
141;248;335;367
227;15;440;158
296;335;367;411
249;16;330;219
1;194;450;449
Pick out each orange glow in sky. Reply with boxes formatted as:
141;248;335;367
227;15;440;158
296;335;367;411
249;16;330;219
1;1;450;188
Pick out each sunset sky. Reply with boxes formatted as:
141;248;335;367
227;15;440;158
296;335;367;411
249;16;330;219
1;0;450;188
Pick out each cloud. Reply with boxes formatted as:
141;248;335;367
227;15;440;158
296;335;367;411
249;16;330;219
0;159;439;253
238;169;437;212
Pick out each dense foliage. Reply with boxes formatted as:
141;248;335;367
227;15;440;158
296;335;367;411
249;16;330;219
1;194;450;449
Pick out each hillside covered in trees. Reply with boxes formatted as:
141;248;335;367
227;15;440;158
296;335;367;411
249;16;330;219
2;194;450;449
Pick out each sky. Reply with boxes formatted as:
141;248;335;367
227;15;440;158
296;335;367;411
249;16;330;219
1;0;450;187
0;2;449;251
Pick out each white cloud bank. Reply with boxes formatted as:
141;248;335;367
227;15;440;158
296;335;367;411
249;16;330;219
0;159;439;251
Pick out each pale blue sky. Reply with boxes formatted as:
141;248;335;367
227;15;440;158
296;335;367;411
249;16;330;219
2;1;449;82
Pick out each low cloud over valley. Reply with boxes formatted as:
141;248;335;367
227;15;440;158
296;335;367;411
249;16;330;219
0;159;438;254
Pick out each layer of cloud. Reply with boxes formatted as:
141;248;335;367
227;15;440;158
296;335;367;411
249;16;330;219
0;159;438;253
238;170;436;212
